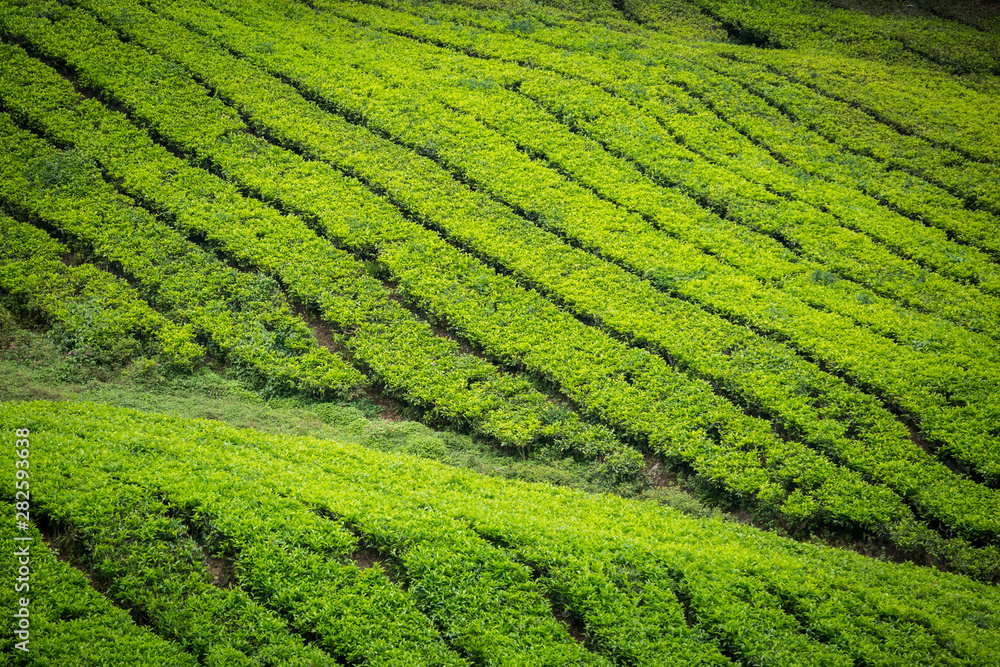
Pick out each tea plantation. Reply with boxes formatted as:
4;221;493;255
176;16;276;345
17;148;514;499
1;0;998;663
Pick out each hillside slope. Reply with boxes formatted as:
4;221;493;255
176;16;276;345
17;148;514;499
0;0;998;588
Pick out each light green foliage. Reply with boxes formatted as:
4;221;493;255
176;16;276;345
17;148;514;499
304;0;1000;479
2;400;999;664
686;0;1000;75
35;0;913;537
204;0;1000;527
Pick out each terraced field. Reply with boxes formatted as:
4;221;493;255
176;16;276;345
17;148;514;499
1;0;998;663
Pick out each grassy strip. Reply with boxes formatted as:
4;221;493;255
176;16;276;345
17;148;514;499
0;323;649;504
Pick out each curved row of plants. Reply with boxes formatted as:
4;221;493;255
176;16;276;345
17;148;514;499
728;46;1000;164
0;39;636;477
213;0;1000;504
310;0;1000;374
3;400;999;665
328;0;1000;313
0;405;472;665
352;0;1000;166
678;0;1000;72
285;0;1000;482
595;62;1000;272
1;506;208;665
692;53;1000;221
331;0;1000;243
123;0;1000;484
380;45;1000;358
0;114;362;396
